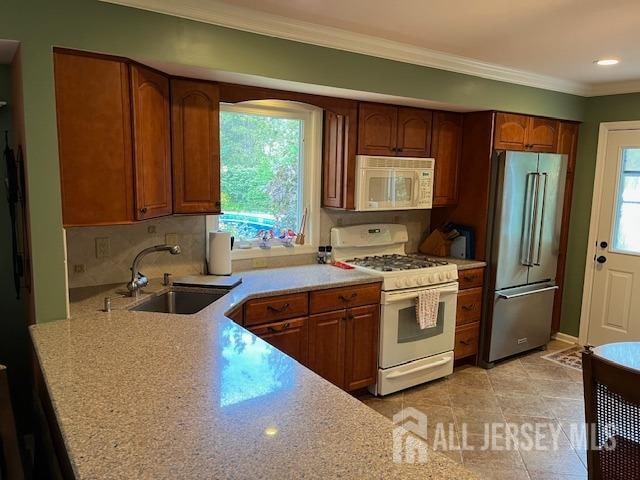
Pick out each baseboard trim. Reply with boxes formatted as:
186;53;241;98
552;332;580;345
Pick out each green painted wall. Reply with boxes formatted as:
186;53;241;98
0;64;29;429
0;0;587;323
560;93;640;336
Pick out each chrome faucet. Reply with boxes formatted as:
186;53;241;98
127;244;181;295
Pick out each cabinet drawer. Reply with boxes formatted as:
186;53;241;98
244;293;309;326
458;268;484;290
454;322;480;360
309;283;381;314
456;287;483;326
249;317;308;365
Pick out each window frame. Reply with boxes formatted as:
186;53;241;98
611;146;640;256
207;99;322;260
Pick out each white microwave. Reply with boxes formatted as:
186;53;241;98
354;155;434;211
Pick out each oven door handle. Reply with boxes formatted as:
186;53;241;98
386;356;453;379
384;285;458;303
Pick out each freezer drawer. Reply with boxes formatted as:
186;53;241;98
488;283;557;363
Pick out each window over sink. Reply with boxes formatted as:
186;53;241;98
208;100;322;258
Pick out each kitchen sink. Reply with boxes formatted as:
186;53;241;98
130;288;227;315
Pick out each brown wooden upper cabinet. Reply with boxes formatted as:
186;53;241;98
357;103;432;157
55;50;223;226
171;79;221;214
494;112;559;153
431;112;463;206
54;50;135;226
323;110;349;209
130;64;172;220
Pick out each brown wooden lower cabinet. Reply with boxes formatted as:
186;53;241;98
343;304;379;391
454;267;485;361
250;317;309;366
308;310;345;387
454;322;480;359
237;283;381;391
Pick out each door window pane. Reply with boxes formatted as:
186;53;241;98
613;148;640;253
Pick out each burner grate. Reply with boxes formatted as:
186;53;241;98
345;254;448;271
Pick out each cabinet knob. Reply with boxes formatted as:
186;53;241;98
139;207;148;214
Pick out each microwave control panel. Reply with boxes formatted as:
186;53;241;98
417;170;433;207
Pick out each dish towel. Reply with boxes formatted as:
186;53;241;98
416;289;440;329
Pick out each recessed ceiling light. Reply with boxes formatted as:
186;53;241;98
595;59;620;66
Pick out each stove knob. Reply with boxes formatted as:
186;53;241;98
404;278;412;287
428;274;436;284
437;273;445;281
418;277;426;285
395;279;402;288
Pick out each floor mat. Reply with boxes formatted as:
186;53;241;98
541;344;583;371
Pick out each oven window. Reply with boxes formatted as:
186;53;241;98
394;176;413;203
368;175;392;203
397;302;445;343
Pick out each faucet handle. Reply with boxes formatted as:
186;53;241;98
163;273;172;286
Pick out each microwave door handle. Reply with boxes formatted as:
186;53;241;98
390;170;396;207
414;171;421;206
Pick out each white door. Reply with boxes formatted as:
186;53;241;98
587;129;640;345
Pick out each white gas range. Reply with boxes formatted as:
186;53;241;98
332;224;458;396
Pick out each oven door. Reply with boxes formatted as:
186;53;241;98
358;168;418;210
379;282;458;369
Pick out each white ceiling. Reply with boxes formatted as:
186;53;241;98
104;0;640;96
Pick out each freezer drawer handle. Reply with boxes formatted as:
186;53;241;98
385;357;452;379
498;285;558;299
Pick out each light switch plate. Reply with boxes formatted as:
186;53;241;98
165;233;179;246
95;237;111;258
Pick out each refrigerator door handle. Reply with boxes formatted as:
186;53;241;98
521;172;538;267
498;285;558;299
534;173;548;266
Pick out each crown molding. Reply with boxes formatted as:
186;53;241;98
101;0;640;97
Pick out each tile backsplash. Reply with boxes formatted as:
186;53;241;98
66;216;206;288
65;210;430;287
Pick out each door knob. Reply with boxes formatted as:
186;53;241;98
596;256;607;264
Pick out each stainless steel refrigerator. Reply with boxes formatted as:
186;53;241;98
482;151;567;365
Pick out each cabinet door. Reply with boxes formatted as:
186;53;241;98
396;107;432;157
431;111;463;206
250;317;309;365
357;103;397;155
171;79;221;214
494;112;528;151
309;310;345;387
526;117;559;153
54;51;134;226
130;64;172;220
343;304;379;391
322;110;348;208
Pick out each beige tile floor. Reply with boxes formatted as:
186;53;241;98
356;340;588;480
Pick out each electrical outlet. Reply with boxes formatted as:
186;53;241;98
95;237;111;258
165;233;179;246
73;264;85;274
147;225;156;234
253;257;268;268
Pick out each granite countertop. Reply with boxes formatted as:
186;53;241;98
432;256;487;271
31;264;477;480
